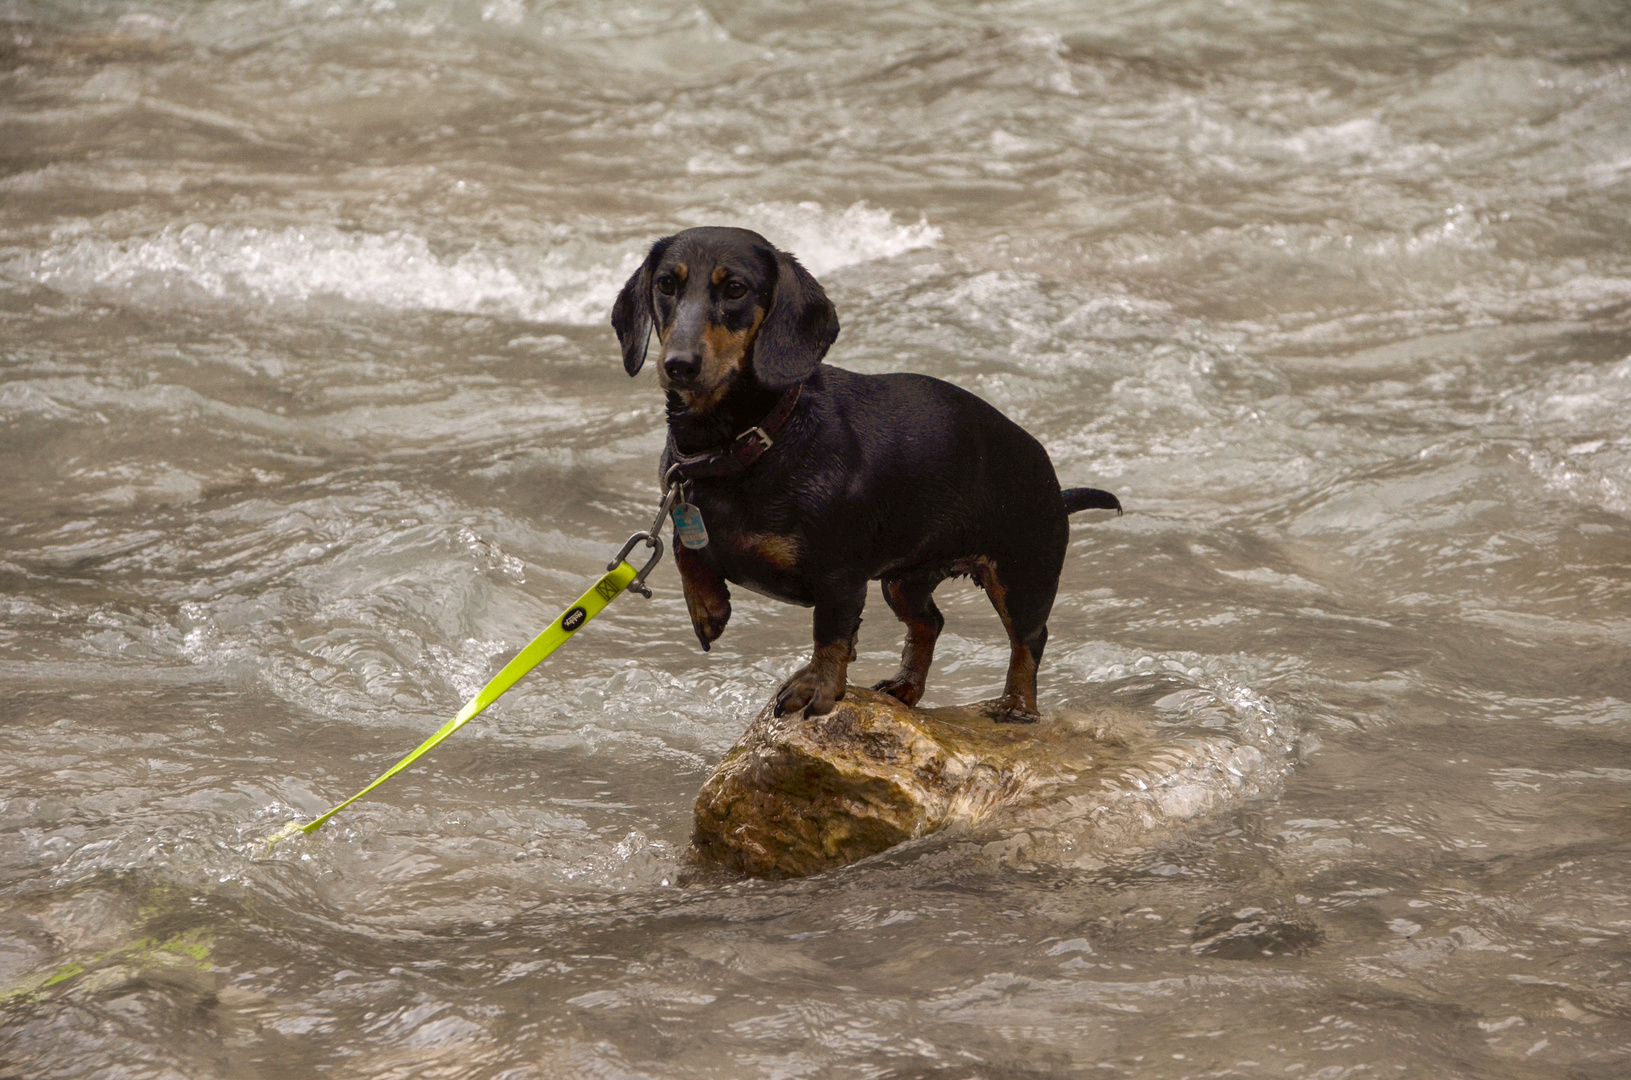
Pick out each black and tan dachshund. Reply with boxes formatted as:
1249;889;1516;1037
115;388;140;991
611;226;1120;723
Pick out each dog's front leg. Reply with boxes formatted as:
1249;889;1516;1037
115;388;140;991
675;543;731;651
773;579;867;717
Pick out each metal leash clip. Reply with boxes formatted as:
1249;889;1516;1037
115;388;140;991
608;471;685;598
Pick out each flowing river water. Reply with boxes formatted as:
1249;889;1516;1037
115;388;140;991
3;1;1631;1077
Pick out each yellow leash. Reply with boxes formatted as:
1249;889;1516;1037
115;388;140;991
266;485;680;848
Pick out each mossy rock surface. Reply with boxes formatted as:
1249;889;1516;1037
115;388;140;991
690;688;1102;878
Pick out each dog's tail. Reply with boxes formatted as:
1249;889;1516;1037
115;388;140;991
1062;486;1122;516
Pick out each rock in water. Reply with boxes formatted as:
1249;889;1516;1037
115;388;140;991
690;686;1292;878
691;687;1102;877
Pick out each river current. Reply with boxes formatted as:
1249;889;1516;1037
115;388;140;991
3;1;1630;1077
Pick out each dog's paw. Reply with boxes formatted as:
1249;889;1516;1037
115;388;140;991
872;672;925;707
774;665;841;718
687;593;730;652
994;707;1041;725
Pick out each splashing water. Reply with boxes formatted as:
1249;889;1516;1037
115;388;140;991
3;1;1631;1077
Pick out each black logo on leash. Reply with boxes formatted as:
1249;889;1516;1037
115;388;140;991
561;606;588;632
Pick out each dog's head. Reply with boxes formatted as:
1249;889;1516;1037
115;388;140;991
610;227;839;410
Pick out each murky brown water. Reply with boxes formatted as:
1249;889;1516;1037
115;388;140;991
3;1;1630;1077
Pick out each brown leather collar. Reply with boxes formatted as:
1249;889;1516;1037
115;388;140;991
665;384;802;482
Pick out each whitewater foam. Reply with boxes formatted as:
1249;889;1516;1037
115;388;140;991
687;201;941;277
6;203;939;323
1507;354;1631;515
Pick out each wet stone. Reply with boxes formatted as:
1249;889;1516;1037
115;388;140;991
691;688;1107;878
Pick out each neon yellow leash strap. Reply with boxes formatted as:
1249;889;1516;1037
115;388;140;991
266;559;640;846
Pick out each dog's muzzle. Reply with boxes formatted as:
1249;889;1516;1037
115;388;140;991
662;351;702;385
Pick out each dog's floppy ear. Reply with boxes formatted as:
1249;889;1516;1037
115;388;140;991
610;237;671;376
752;250;839;390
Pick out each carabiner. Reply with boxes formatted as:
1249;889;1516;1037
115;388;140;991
649;475;684;538
608;529;664;599
605;472;688;600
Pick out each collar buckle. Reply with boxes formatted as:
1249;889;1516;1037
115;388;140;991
734;426;773;454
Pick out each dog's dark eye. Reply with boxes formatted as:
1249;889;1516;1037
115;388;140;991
656;275;677;297
722;281;747;300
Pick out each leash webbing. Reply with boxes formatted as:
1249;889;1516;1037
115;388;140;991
266;490;677;847
266;561;638;846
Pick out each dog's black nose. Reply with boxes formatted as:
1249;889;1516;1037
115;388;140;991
663;352;701;384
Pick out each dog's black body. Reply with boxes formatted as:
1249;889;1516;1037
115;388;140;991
612;227;1119;722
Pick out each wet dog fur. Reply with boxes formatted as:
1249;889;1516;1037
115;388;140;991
612;226;1119;722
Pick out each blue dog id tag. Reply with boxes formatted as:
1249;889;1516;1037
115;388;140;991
672;503;709;550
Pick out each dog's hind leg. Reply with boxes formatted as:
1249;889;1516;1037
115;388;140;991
974;554;1062;724
873;572;945;707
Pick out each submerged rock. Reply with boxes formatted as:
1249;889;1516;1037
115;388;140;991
690;687;1289;878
